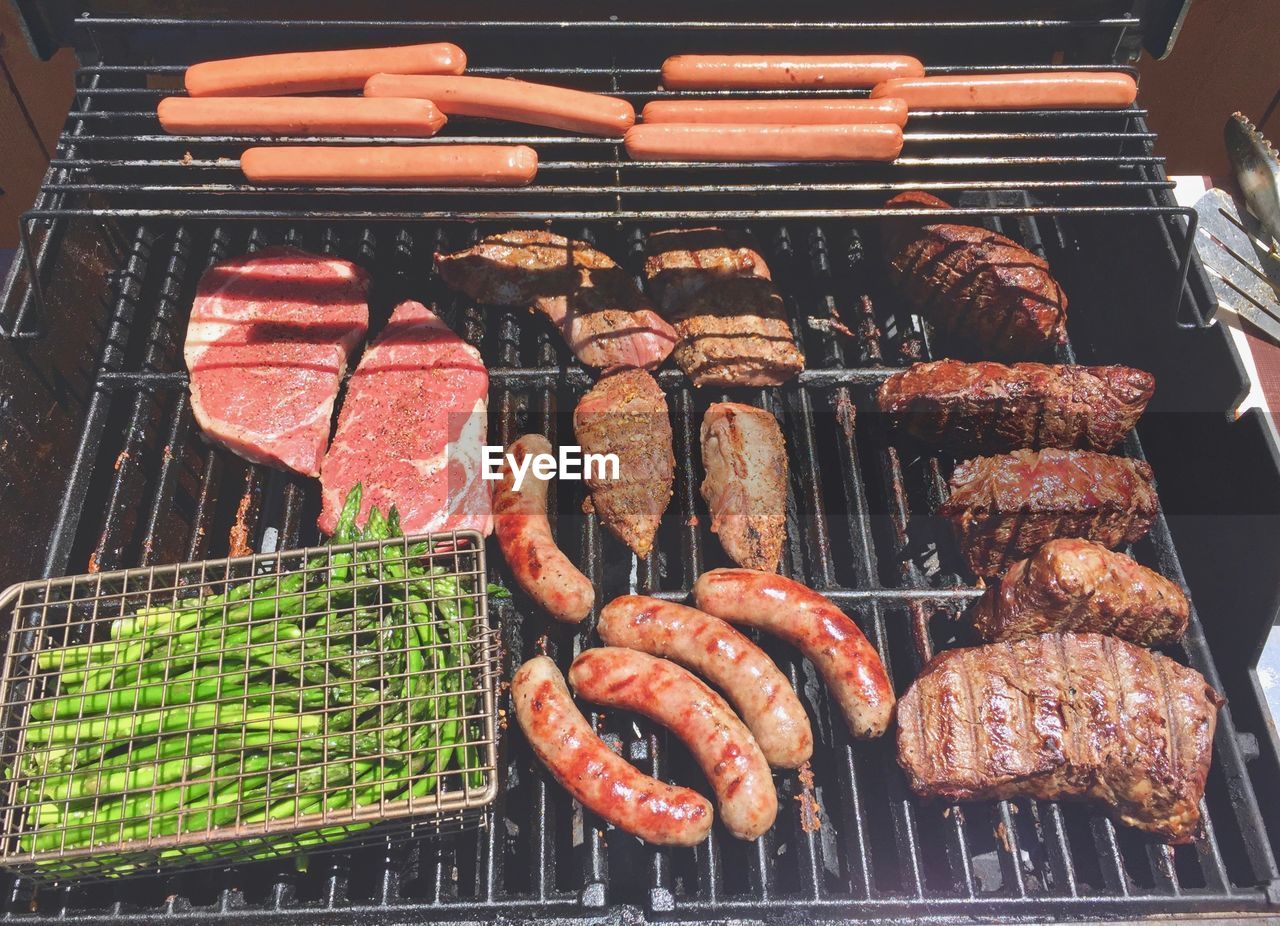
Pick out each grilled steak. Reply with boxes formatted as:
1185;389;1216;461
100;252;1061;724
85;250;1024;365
318;301;491;537
185;246;369;477
896;632;1221;843
940;448;1158;576
643;227;771;313
883;191;1068;358
436;231;675;371
700;403;788;571
573;369;674;556
971;539;1189;646
878;360;1154;454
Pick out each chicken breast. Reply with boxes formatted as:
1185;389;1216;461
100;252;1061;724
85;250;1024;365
700;403;788;571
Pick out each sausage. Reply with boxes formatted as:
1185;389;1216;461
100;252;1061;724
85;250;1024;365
185;42;466;97
512;656;712;846
661;54;924;90
624;123;903;162
598;596;812;768
693;569;895;739
239;145;538;186
870;72;1138;110
493;435;594;623
364;74;635;137
641;97;908;126
569;648;777;841
157;96;447;137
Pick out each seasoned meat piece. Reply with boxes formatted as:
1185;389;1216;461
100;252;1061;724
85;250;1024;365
436;231;675;371
883;191;1068;358
940;448;1158;576
643;227;771;313
896;632;1221;843
668;277;804;387
573;370;674;556
878;360;1154;454
971;538;1189;646
700;403;788;571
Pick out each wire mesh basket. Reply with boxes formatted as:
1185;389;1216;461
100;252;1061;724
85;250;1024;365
0;530;498;882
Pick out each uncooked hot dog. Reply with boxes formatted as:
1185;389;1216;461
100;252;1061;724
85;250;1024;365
494;435;594;623
870;72;1138;110
624;123;903;162
240;145;538;186
512;656;712;846
598;595;812;768
365;73;635;137
693;569;896;739
641;98;908;126
186;42;466;97
662;54;924;90
157;96;447;137
569;648;777;841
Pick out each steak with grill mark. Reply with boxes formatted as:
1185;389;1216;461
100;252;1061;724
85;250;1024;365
940;448;1158;576
877;359;1154;454
896;632;1221;843
643;226;771;313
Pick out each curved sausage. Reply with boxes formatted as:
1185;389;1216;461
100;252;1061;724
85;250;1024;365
641;98;909;126
569;648;777;841
185;42;466;97
240;145;538;186
693;569;895;738
624;123;903;162
157;96;447;137
512;656;712;846
494;435;594;623
364;73;635;137
661;54;924;90
870;72;1138;110
598;596;812;768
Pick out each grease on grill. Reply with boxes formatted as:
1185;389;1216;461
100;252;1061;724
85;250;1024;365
796;762;823;833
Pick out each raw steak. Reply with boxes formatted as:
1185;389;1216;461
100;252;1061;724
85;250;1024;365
185;246;370;476
318;300;491;537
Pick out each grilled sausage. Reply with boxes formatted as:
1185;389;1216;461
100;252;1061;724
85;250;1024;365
185;42;466;97
971;539;1189;646
625;123;903;162
240;145;538;186
598;595;813;768
157;96;447;137
364;73;635;137
640;98;909;126
693;569;895;738
871;72;1138;110
569;648;777;840
512;656;713;846
661;54;924;90
493;435;594;624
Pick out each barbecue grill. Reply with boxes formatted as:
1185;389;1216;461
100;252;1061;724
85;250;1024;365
3;2;1280;922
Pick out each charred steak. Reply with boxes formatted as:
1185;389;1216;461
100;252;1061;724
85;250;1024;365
940;448;1158;576
878;359;1154;454
643;227;771;314
318;301;491;537
185;246;369;477
573;369;674;557
884;191;1068;358
972;538;1189;646
896;632;1221;843
700;403;788;572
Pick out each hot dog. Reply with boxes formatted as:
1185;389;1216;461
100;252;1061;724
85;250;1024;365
661;54;924;90
641;98;908;126
239;145;538;186
870;72;1138;110
569;648;777;841
157;96;447;137
185;42;466;97
364;74;635;137
494;435;594;623
597;596;812;768
512;656;712;846
693;569;895;739
624;123;903;162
